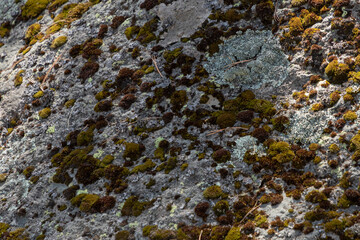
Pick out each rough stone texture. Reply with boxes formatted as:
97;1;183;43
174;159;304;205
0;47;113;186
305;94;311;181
0;0;360;239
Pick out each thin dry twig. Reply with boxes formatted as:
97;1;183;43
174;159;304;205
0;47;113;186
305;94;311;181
207;126;249;136
40;51;64;91
239;201;262;225
151;55;164;78
225;58;254;72
198;230;203;240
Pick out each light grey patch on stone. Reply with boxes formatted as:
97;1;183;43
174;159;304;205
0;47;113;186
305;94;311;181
285;107;335;144
157;0;213;46
204;29;289;90
233;135;265;161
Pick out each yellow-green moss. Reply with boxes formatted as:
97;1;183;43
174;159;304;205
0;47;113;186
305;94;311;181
203;185;223;199
124;26;140;40
102;155;114;165
0;22;11;38
325;60;350;84
291;0;307;7
14;70;25;87
79;194;99;212
21;0;50;19
268;141;295;163
289;17;304;36
311;103;324;112
121;196;152;217
64;99;76;108
123;142;142;160
344;110;357;121
33;90;44;98
329;91;341;105
48;0;68;12
0;222;10;237
213;200;229;216
77;127;94;146
305;190;327;203
25;23;41;42
324;219;345;233
131;159;156;173
216;112;236;129
328;143;340;153
225;226;242;240
39;107;51;119
50;35;67;49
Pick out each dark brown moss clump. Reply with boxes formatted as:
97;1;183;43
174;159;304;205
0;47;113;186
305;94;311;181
79;62;99;81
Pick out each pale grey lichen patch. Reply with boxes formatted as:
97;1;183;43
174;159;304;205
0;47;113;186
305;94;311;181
204;29;289;90
285;107;335;144
233;135;265;161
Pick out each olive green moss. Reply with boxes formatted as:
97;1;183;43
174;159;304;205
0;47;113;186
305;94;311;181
0;222;10;238
121;196;153;217
124;26;140;40
170;90;187;111
305;190;327;203
324;219;345;233
325;60;350;84
135;17;159;44
203;185;224;199
289;17;304;36
77;127;94;146
328;143;340;153
79;194;99;212
225;226;242;240
14;70;25;87
268;141;295;163
163;47;182;63
48;0;68;12
101;155;114;165
64;99;76;108
311;103;324;112
21;0;50;19
22;166;35;179
115;230;130;240
33;90;44;98
0;22;11;38
123;142;143;160
131;159;156;173
216;112;236;129
38;107;51;119
344;110;357;121
25;23;40;43
213;200;229;216
50;35;67;49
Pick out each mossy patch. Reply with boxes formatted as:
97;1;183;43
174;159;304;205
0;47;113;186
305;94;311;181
21;0;50;19
51;35;67;49
325;60;350;84
203;185;224;199
39;107;51;119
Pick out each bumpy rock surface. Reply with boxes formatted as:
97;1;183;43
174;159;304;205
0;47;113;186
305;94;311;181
1;0;360;239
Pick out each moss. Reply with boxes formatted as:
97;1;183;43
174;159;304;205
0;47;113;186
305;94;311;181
325;60;350;84
163;47;182;63
164;157;177;174
121;196;152;217
328;143;340;153
0;42;4;48
309;143;320;151
45;23;62;35
21;0;50;19
39;107;51;119
337;194;351;208
291;0;307;7
51;35;67;49
115;230;130;240
289;17;304;36
216;112;236;129
136;17;159;44
255;0;274;25
339;171;350;188
329;91;341;105
64;99;75;108
305;190;327;203
225;226;242;240
350;134;360;149
70;193;87;206
33;90;44;98
76;128;94;146
79;194;100;212
24;23;40;43
271;116;289;132
180;163;188;171
170;90;187;111
0;222;10;238
311;103;324;112
203;185;223;199
8;228;29;240
143;225;158;237
268;141;295;163
124;26;140;40
101;155;114;165
48;0;68;12
14;70;25;87
324;219;345;233
131;159;156;173
344;110;357;121
22;166;35;178
212;148;231;163
213;200;229;216
95;90;110;101
300;10;322;27
123;142;143;161
0;22;11;38
94;100;112;112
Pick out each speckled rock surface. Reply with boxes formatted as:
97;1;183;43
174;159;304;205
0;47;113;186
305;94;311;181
0;0;360;239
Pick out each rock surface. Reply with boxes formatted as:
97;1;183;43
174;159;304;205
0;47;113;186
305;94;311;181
0;0;360;239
